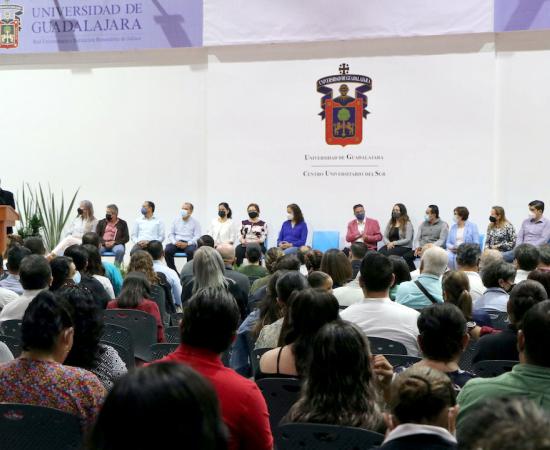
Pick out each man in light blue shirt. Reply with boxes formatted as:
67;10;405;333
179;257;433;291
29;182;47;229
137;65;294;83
474;260;516;312
0;246;31;295
164;202;201;272
146;240;183;307
396;246;447;310
130;200;165;255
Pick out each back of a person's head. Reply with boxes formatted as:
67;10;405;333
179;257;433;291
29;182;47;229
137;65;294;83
6;245;31;273
481;260;516;288
181;288;240;354
82;232;101;248
390;365;456;426
514;244;540;271
145;240;164;260
320;249;352;286
82;244;104;276
456;243;481;269
193;247;226;291
527;270;550;298
304;250;323;272
420;246;448;276
442;271;473;320
245;244;262;264
275;271;309;303
307;271;332;290
50;256;74;291
128;250;158;284
118;272;151;308
538;244;550;267
216;243;235;263
64;245;88;272
296;246;311;265
350;242;368;260
21;290;73;352
479;249;503;272
276;254;301;271
508;280;548;327
19;254;52;290
521;300;550;368
57;286;103;370
458;397;550;450
197;235;215;249
88;363;228;450
265;247;284;273
418;304;467;363
360;252;393;292
388;255;412;286
23;236;46;256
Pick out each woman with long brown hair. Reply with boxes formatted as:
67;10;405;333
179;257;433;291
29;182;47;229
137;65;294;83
379;203;415;271
485;206;516;253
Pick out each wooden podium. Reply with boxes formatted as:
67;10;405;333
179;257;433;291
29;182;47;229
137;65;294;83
0;206;19;255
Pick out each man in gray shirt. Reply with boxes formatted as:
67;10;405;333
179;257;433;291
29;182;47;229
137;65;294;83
414;205;449;257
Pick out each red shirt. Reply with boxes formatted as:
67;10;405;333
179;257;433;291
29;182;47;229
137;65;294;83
152;343;273;450
107;299;165;343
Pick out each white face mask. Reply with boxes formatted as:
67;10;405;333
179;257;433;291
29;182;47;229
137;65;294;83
287;213;294;221
180;209;188;218
529;211;537;219
453;215;459;223
73;271;81;284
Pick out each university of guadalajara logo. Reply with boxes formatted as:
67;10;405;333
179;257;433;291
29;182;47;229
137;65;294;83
0;0;23;49
317;63;372;147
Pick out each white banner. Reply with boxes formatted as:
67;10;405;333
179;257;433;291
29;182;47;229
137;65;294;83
204;0;493;47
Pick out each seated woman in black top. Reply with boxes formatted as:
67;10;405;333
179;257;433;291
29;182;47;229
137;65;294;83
381;365;458;449
379;204;415;271
257;288;339;379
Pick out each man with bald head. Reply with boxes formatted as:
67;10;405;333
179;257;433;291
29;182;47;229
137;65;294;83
217;243;251;295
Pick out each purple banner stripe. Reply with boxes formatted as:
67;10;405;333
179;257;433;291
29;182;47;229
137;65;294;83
495;0;550;32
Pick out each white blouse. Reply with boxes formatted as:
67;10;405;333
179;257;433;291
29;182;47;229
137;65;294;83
67;217;98;239
93;275;115;299
206;218;238;245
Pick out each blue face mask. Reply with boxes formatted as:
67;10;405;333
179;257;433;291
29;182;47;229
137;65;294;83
424;215;430;222
141;207;148;216
355;213;365;221
180;209;188;218
73;271;81;284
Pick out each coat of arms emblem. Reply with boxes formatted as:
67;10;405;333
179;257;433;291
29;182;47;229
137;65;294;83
317;64;372;146
0;1;23;50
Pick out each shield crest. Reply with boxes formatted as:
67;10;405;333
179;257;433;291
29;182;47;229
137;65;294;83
325;98;363;146
0;18;19;49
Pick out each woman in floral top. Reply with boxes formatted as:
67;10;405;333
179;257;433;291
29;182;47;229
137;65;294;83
0;291;105;430
485;206;516;252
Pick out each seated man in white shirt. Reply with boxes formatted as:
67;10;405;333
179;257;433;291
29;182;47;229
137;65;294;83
456;243;485;302
340;252;421;356
130;200;165;255
514;244;540;283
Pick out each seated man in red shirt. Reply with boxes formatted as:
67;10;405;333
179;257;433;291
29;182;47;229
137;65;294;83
149;287;273;450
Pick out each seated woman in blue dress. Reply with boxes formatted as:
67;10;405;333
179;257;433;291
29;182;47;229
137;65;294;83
277;203;308;255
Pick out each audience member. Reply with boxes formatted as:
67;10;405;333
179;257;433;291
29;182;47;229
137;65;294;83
258;288;339;378
130;200;165;255
82;232;123;296
95;204;129;266
457;300;550;434
472;280;547;364
349;242;368;279
0;342;13;363
0;255;52;322
23;236;46;256
485;206;516;253
107;272;165;343
528;269;550;297
88;363;227;450
165;202;201;271
237;244;268;278
49;200;98;257
475;260;516;312
0;291;105;430
0;245;30;294
207;202;238;246
277;203;308;255
319;249;352;289
303;248;323;274
456;243;485;301
150;288;273;450
381;366;458;450
146;240;182;308
217;244;251;294
479;248;503;273
49;256;77;292
83;245;115;299
236;203;268;266
446;206;480;270
345;204;382;251
332;272;363;308
379;203;415;271
0;285;18;310
414;204;449;257
307;271;333;291
513;243;540;283
396;246;447;309
340;253;421;356
285;321;386;432
388;255;412;301
537;244;550;272
60;286;126;390
180;234;215;288
296;245;311;275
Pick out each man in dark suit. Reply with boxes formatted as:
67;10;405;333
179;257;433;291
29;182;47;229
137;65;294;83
0;183;16;235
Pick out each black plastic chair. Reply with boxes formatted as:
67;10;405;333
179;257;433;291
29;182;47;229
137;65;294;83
485;310;510;330
0;319;22;339
459;340;479;372
170;312;183;326
100;340;134;370
101;323;134;364
103;309;157;361
151;284;169;327
150;343;179;360
277;423;384;450
472;360;518;378
0;403;82;449
0;335;22;358
368;336;407;355
257;377;301;434
165;326;181;344
384;354;422;368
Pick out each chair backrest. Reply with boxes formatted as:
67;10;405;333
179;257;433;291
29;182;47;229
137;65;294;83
312;231;340;253
257;377;301;433
0;320;22;339
251;347;272;377
384;354;422;368
277;423;384;450
164;326;181;344
472;360;518;378
103;309;157;361
101;323;134;357
459;340;479;372
0;403;82;450
150;285;169;327
485;309;510;330
150;343;179;361
368;336;407;355
0;335;22;358
479;234;485;249
100;340;135;370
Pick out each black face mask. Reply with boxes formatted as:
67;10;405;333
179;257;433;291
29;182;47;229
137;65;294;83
489;216;497;223
248;211;258;219
391;211;401;220
106;214;113;221
77;208;83;215
218;210;227;218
